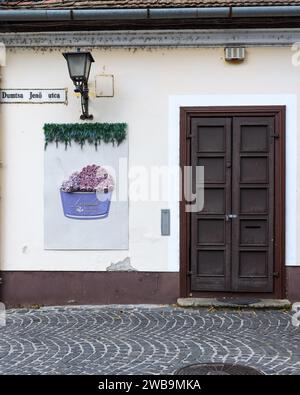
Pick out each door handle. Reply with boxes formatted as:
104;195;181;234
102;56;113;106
226;214;238;221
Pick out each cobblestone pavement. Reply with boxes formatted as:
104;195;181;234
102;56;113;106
0;305;299;375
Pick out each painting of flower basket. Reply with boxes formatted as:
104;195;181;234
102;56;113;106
60;190;112;219
60;164;114;220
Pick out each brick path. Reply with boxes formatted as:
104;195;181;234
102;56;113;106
0;305;299;375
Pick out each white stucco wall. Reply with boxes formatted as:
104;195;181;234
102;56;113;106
0;46;299;271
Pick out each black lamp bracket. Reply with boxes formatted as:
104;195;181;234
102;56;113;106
74;80;93;120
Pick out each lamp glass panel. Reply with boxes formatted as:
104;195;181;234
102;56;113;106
67;53;87;80
85;57;92;81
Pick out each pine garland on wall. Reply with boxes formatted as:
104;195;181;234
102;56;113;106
44;123;127;149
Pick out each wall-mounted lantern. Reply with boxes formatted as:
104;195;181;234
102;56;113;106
63;51;95;120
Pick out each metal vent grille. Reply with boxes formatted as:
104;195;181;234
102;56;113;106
225;47;245;61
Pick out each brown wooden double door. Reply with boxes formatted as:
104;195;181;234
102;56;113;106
190;115;276;293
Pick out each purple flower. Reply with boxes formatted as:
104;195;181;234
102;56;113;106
96;174;114;193
61;165;114;193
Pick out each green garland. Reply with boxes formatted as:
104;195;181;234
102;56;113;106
44;123;127;149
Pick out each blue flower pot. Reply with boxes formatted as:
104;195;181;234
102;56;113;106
60;190;112;219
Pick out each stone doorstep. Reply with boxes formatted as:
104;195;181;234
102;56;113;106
177;298;292;309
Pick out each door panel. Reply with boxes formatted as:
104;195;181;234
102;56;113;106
240;219;268;246
231;117;274;292
198;157;226;183
190;117;232;291
190;115;275;293
240;188;268;214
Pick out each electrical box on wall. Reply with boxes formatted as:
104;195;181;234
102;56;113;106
95;74;114;97
161;209;170;236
